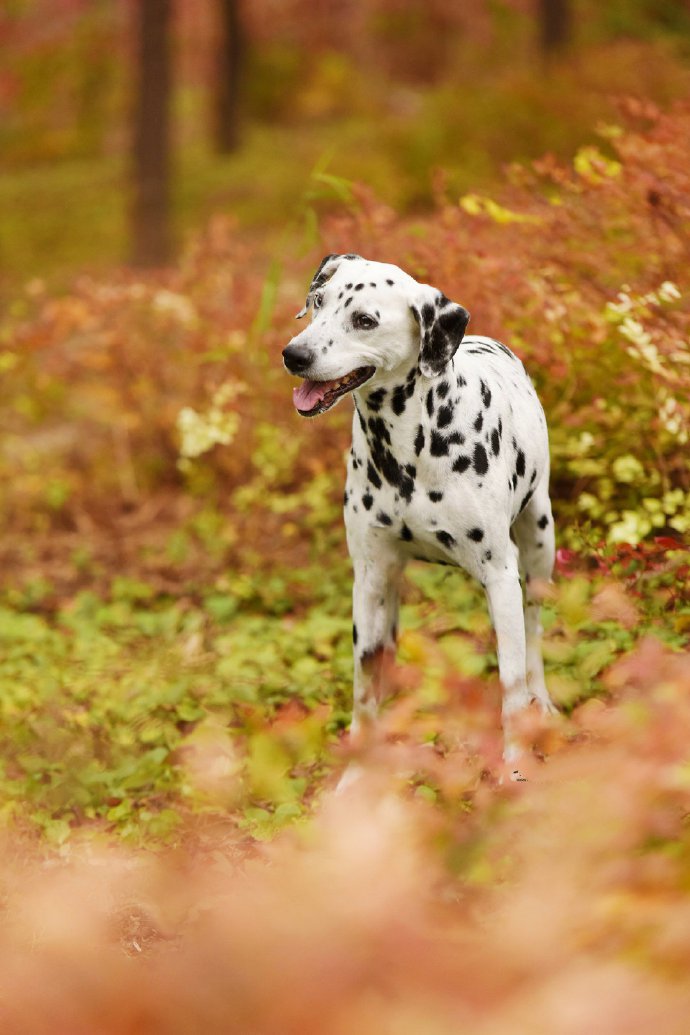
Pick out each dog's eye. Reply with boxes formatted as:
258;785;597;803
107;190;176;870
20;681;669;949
353;313;378;331
313;291;324;310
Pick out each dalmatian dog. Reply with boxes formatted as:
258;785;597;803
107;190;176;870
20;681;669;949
282;254;556;778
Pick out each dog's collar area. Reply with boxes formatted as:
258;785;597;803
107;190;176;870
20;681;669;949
293;366;376;417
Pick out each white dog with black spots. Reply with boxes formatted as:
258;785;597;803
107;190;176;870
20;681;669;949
283;254;556;780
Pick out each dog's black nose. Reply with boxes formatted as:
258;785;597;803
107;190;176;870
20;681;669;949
282;344;314;375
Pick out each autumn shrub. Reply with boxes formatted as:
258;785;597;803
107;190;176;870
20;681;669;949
3;100;688;554
317;98;690;544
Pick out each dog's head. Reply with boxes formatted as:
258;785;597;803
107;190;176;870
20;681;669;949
283;254;470;417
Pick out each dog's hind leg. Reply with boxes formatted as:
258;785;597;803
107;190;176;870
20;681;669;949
484;553;532;769
511;475;557;715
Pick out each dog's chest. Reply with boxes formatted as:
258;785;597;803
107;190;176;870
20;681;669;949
343;353;546;561
345;388;499;546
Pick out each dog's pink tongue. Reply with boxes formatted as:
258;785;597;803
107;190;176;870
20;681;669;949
293;379;329;412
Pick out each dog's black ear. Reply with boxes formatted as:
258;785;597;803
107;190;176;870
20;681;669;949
413;290;470;378
296;253;362;318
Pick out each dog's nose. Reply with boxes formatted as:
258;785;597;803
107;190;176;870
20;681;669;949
282;344;314;375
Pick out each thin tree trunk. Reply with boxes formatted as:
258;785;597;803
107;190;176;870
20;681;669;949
215;0;243;153
538;0;571;60
131;0;172;266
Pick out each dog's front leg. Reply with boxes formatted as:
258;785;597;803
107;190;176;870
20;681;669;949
484;570;531;775
350;551;404;743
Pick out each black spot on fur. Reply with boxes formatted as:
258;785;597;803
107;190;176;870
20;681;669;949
362;493;373;510
355;283;364;290
367;387;387;412
474;412;483;432
453;455;471;474
435;530;456;549
491;428;500;456
437;403;454;428
428;490;443;502
448;431;464;445
344;297;353;307
473;443;489;476
516;450;526;478
367;417;391;445
430;431;450;457
492;339;517;360
457;374;467;388
519;488;534;513
538;514;549;529
421;303;435;326
367;461;382;490
426;389;434;417
367;434;415;502
386;279;394;285
467;527;484;542
480;380;492;409
353;624;358;645
484;549;492;561
343;490;348;505
376;511;392;526
391;385;408;415
436;380;451;399
405;463;416;478
400;523;413;541
414;425;425;456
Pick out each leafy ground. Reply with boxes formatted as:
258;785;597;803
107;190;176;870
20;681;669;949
0;99;689;1031
0;536;688;847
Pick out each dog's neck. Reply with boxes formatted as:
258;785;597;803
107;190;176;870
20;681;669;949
353;357;424;422
350;358;442;497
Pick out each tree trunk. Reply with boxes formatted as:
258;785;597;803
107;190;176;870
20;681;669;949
538;0;571;59
131;0;173;267
215;0;243;153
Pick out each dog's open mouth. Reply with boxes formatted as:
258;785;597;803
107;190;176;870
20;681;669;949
292;366;376;417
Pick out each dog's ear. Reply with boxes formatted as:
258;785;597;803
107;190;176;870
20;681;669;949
412;288;470;378
295;253;362;318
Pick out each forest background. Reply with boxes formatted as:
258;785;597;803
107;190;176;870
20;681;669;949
1;2;690;1032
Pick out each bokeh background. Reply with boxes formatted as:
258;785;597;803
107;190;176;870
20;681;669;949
2;0;690;281
1;3;690;1032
